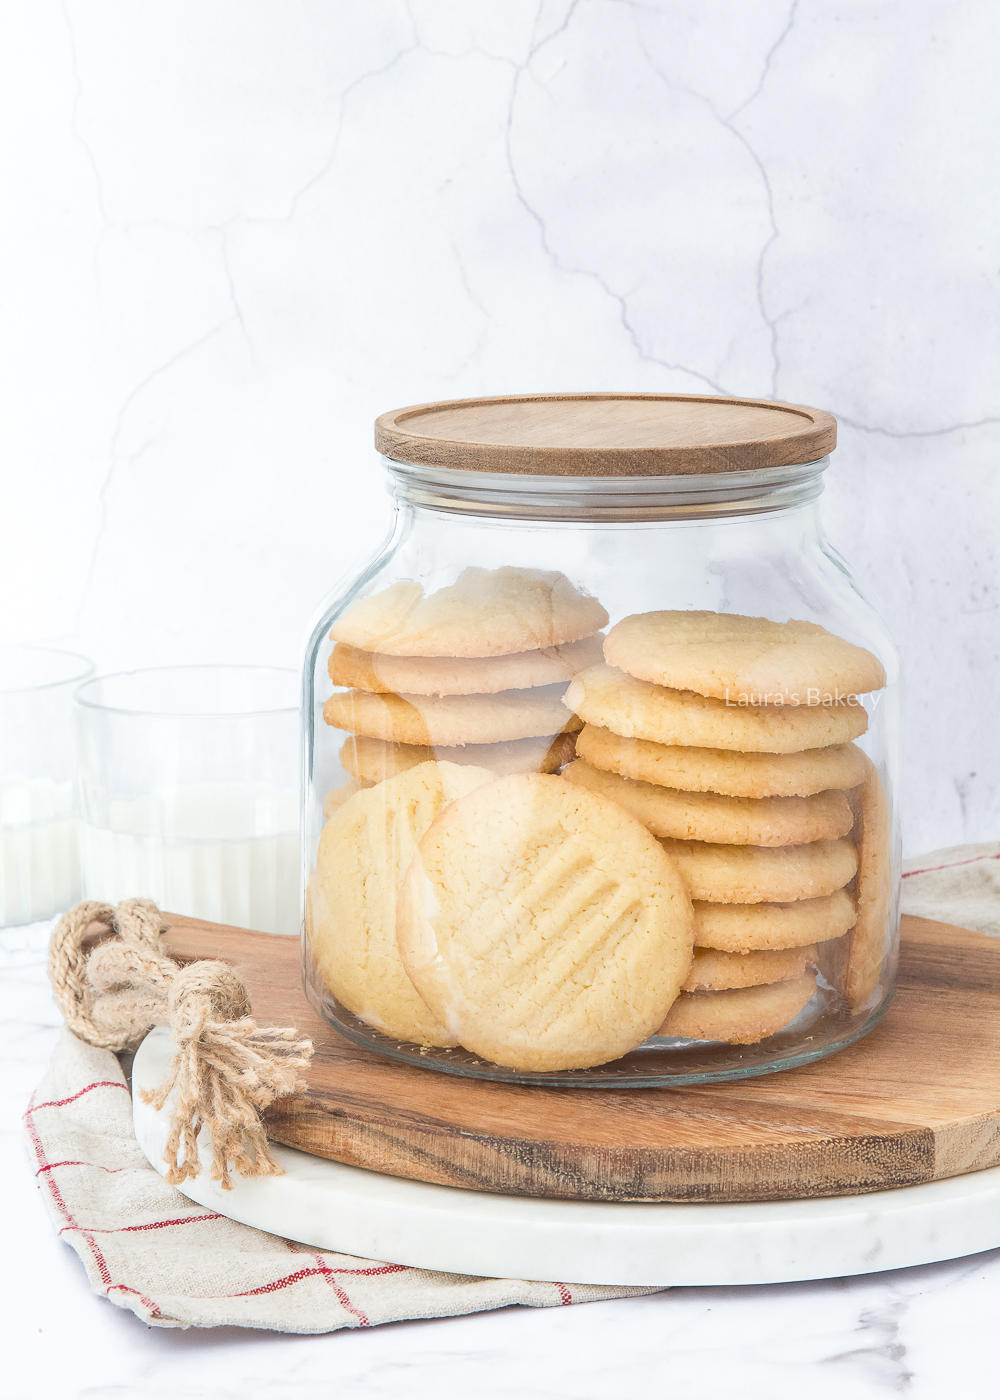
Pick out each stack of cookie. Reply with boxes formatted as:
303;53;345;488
310;566;611;1046
310;590;891;1068
322;566;607;794
310;759;699;1066
563;610;889;1044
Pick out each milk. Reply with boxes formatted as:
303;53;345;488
79;786;300;937
0;778;80;925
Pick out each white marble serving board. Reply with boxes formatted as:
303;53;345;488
133;1027;1000;1287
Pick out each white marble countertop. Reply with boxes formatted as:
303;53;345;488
4;920;999;1399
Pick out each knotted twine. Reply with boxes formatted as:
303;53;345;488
48;898;313;1189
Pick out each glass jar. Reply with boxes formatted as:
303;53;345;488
302;394;899;1087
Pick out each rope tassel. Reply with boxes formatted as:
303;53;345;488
48;899;313;1189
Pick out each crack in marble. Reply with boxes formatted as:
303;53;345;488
713;1;799;399
444;246;491;380
279;41;423;226
453;246;490;321
416;44;517;68
405;0;520;71
62;0;112;233
74;316;240;634
212;227;256;365
638;6;1000;433
629;14;796;399
822;1292;915;1391
62;6;183;261
505;2;729;394
715;133;782;400
838;414;1000;439
726;0;800;125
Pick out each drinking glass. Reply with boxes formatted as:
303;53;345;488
76;666;300;936
0;646;94;925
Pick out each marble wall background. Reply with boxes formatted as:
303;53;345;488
2;1;997;856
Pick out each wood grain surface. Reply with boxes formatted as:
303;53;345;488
160;913;1000;1204
373;393;838;476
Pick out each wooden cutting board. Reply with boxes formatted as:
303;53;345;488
160;913;1000;1204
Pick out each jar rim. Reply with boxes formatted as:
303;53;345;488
383;455;829;522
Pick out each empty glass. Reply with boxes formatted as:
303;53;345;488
76;666;300;936
0;646;94;925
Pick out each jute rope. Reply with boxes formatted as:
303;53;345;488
48;899;313;1190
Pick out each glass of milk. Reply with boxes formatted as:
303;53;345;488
76;666;300;937
0;646;95;926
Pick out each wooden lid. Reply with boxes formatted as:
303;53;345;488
375;394;837;477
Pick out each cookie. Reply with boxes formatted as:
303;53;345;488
658;837;858;903
328;634;604;697
562;759;854;846
605;610;886;703
341;732;578;783
323;777;374;818
680;944;817;992
693;888;857;951
577;724;871;798
659;974;817;1044
323;683;583;748
309;761;496;1045
330;567;609;658
565;664;868;753
844;764;893;1010
397;772;695;1072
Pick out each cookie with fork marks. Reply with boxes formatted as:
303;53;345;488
396;772;695;1072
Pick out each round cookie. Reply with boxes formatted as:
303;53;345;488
323;777;374;818
309;761;496;1045
330;567;609;658
562;758;854;846
565;664;868;753
693;889;857;951
577;724;871;798
680;944;818;992
659;974;818;1044
844;764;893;1011
659;837;858;904
323;683;583;748
605;610;886;704
328;634;604;697
397;772;696;1072
341;732;578;783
